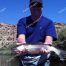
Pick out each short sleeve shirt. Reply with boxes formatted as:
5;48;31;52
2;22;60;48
17;16;57;44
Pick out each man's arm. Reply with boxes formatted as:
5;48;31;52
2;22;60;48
16;34;28;54
44;21;57;45
17;34;26;45
17;18;26;45
44;36;53;45
17;35;53;45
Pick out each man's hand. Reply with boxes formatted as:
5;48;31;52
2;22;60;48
16;42;28;54
40;48;50;54
16;34;27;54
15;46;28;55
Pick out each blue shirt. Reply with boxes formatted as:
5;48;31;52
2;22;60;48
17;16;57;66
17;16;57;44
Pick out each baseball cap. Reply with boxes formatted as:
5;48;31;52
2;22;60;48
29;0;43;7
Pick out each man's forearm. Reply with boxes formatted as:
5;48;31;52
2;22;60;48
44;36;53;45
17;34;26;45
17;38;26;43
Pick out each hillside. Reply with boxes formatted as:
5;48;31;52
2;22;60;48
0;22;66;48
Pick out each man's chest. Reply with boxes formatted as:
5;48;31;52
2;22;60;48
26;24;47;39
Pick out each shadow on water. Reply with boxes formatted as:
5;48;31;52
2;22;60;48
49;41;66;66
49;61;66;66
48;51;66;66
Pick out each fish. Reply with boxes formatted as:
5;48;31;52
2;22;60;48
14;44;66;61
14;44;59;54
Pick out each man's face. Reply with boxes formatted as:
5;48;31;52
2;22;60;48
30;6;42;18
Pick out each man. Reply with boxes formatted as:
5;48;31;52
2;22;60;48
17;0;57;66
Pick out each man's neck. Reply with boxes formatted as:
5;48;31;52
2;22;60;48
31;15;42;22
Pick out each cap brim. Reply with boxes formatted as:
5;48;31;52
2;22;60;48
29;2;43;7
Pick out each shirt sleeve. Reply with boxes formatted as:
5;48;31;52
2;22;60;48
46;21;58;41
17;18;26;38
